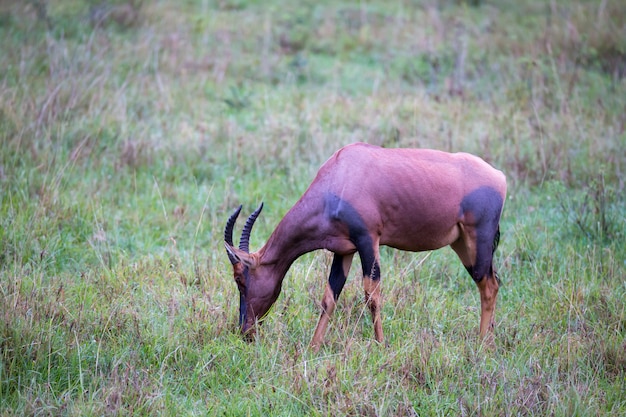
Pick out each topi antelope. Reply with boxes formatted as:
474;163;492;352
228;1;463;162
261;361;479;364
224;142;506;351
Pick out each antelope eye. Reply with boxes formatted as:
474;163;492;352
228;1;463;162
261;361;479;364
234;273;247;293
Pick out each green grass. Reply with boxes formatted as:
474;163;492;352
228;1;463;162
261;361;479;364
1;0;625;415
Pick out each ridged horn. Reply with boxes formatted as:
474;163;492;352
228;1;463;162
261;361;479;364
224;205;243;264
224;205;243;246
239;202;264;253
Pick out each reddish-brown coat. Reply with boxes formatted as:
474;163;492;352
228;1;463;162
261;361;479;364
225;142;507;350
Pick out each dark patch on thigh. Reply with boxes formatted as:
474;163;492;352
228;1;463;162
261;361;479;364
460;187;504;281
325;194;378;280
460;186;504;224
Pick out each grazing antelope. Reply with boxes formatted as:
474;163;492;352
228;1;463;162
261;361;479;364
224;142;506;351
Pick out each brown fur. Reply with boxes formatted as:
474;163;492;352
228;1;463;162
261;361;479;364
225;142;507;350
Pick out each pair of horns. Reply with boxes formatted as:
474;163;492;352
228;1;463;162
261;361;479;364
224;203;264;263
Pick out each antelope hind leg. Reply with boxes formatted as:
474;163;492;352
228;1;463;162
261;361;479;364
477;272;499;339
363;275;384;343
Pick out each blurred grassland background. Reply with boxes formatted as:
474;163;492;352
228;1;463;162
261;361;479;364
0;0;625;415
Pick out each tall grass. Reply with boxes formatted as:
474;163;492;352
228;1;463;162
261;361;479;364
1;0;625;415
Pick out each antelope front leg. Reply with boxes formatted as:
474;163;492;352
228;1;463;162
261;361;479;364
311;284;336;352
310;253;353;352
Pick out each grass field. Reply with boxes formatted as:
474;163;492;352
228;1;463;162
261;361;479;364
1;0;625;415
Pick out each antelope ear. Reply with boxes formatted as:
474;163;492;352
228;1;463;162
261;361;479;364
224;243;258;269
224;243;240;265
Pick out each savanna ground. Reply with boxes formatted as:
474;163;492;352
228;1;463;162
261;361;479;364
1;0;625;415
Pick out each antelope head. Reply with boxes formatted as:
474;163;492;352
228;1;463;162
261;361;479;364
224;203;280;338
